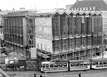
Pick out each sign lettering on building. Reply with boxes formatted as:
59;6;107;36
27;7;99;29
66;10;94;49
71;6;97;11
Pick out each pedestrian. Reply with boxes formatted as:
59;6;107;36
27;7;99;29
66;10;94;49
78;73;81;77
40;74;42;77
34;73;36;77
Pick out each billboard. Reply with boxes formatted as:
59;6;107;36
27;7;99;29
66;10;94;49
30;48;37;59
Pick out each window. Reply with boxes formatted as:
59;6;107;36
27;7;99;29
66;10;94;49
29;19;33;23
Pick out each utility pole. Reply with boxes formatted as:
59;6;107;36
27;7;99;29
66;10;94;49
101;13;104;67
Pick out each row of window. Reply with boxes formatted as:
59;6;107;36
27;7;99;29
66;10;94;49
4;17;23;27
26;18;35;47
4;26;23;34
52;13;102;39
4;34;23;45
53;36;102;52
53;48;101;60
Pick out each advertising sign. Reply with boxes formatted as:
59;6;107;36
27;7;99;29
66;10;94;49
30;48;37;59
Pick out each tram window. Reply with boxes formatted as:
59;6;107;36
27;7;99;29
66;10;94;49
83;63;88;66
54;64;58;67
46;64;49;68
70;64;73;67
92;62;97;65
96;62;98;65
79;63;83;66
75;63;79;66
70;62;79;66
50;64;54;68
42;65;45;68
64;63;67;66
103;62;107;64
57;64;60;67
99;62;103;65
59;64;62;67
70;63;75;66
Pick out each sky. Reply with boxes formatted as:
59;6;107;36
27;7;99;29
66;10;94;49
0;0;76;10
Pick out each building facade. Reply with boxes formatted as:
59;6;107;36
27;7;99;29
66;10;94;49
3;10;103;61
68;0;107;50
35;11;103;60
0;11;9;47
3;11;35;60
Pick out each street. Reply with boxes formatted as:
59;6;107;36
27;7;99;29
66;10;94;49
6;69;107;77
46;69;107;77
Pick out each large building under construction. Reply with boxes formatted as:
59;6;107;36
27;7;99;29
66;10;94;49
67;0;107;50
3;10;103;61
3;11;36;59
35;11;103;60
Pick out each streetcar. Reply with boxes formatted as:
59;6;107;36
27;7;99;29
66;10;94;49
41;60;90;72
41;60;68;72
91;58;107;69
41;58;107;72
69;60;90;71
41;61;55;72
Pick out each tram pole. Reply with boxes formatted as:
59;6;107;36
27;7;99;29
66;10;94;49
90;12;94;70
100;13;104;68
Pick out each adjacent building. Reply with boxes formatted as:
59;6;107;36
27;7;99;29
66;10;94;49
3;11;36;60
0;11;9;45
67;0;107;49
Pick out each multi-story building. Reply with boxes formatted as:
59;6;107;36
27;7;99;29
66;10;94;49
3;10;103;61
3;11;35;60
0;14;4;46
67;0;107;50
0;11;9;46
35;11;103;60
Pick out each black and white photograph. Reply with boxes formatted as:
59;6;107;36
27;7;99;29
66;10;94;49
0;0;107;77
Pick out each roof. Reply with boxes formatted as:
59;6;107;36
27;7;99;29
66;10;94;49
70;0;107;11
41;61;55;65
34;13;53;17
4;11;37;17
69;60;89;63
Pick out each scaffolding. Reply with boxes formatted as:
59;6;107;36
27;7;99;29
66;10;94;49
52;11;103;60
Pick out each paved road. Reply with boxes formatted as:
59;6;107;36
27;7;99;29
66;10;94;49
6;69;107;77
7;71;41;77
47;69;107;77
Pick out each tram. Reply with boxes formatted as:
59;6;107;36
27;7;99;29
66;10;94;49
41;61;55;72
69;60;90;71
41;58;107;72
91;58;107;69
41;61;68;72
41;60;90;72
